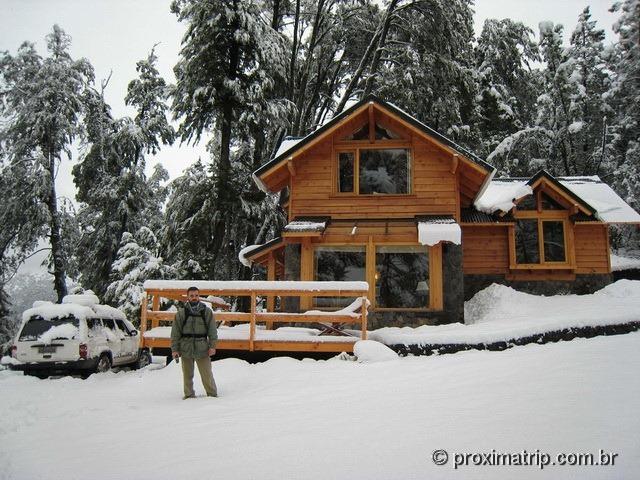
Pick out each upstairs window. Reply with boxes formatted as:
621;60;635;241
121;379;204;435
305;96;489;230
337;148;411;194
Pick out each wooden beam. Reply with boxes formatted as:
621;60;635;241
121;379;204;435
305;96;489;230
249;291;256;352
430;244;443;310
368;103;375;143
287;158;295;176
450;154;459;174
266;252;276;329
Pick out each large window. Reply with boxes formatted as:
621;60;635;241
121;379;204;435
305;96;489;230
514;217;568;266
376;246;429;309
337;148;411;194
314;246;366;307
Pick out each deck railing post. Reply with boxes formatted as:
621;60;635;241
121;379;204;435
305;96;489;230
249;291;257;351
140;292;148;334
361;295;368;340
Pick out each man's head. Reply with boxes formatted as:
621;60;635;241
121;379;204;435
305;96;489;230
187;287;200;304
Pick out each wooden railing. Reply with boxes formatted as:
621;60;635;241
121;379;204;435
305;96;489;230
140;281;369;352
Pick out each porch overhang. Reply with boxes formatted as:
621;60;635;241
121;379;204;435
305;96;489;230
415;215;462;246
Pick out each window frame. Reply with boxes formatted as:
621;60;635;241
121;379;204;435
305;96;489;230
334;142;414;196
311;241;443;312
508;193;575;270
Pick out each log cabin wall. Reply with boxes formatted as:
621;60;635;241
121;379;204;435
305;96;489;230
574;223;610;274
289;135;458;221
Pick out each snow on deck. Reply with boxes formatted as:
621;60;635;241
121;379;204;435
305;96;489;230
369;279;640;346
143;280;369;291
145;324;359;343
283;219;327;232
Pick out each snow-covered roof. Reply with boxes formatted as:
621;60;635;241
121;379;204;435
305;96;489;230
283;218;328;233
143;280;369;292
474;179;533;214
416;217;461;246
560;177;640;223
474;175;640;223
273;138;303;158
238;244;263;268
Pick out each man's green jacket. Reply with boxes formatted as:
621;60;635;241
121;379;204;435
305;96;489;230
170;302;217;359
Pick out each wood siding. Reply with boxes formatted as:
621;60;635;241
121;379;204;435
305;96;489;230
290;136;458;220
574;224;610;274
462;225;510;274
461;223;611;276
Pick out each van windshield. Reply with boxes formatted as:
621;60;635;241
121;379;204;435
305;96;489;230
19;317;80;342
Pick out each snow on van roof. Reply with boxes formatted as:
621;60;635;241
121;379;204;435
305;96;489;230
22;301;126;323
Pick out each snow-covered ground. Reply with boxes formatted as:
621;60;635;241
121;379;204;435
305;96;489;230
370;280;640;346
1;333;639;480
610;252;640;272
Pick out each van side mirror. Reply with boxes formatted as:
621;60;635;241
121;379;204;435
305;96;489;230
130;330;138;336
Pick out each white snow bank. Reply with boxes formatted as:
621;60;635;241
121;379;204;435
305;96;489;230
143;280;369;292
32;300;53;308
474;179;533;214
610;253;640;271
369;280;640;346
37;323;79;344
353;340;399;362
62;294;99;306
417;221;461;246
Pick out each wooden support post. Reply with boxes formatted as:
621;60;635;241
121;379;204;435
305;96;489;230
300;239;313;311
368;103;375;143
450;154;459;174
152;294;160;312
140;292;148;334
266;252;276;329
249;291;257;352
287;159;296;176
430;244;444;310
361;295;368;340
366;236;375;308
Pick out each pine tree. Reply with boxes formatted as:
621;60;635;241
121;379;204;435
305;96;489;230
170;0;289;277
72;49;174;296
0;25;94;302
607;0;640;212
475;19;540;156
105;228;175;324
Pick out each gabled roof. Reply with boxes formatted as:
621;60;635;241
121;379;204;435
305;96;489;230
253;95;494;193
474;170;640;223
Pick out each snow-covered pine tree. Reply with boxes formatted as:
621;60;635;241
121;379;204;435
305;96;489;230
170;0;290;278
565;7;610;176
607;0;640;213
73;50;174;297
368;0;478;145
105;228;175;324
475;19;540;157
0;25;94;302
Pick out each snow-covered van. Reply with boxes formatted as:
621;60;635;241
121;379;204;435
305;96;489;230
10;294;151;378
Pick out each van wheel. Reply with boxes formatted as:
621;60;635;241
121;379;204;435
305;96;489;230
96;354;112;373
135;350;152;369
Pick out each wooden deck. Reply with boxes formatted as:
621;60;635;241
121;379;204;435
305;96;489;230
140;281;369;354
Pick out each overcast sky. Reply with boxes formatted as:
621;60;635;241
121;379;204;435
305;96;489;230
0;0;621;273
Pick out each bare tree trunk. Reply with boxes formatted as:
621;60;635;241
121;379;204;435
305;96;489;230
47;152;68;303
363;0;400;96
288;0;301;101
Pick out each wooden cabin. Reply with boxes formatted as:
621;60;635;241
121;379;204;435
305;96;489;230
246;96;640;327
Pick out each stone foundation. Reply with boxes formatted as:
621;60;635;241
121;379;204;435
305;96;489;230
463;273;614;301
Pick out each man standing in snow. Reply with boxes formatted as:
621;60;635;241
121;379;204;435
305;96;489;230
171;286;218;399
